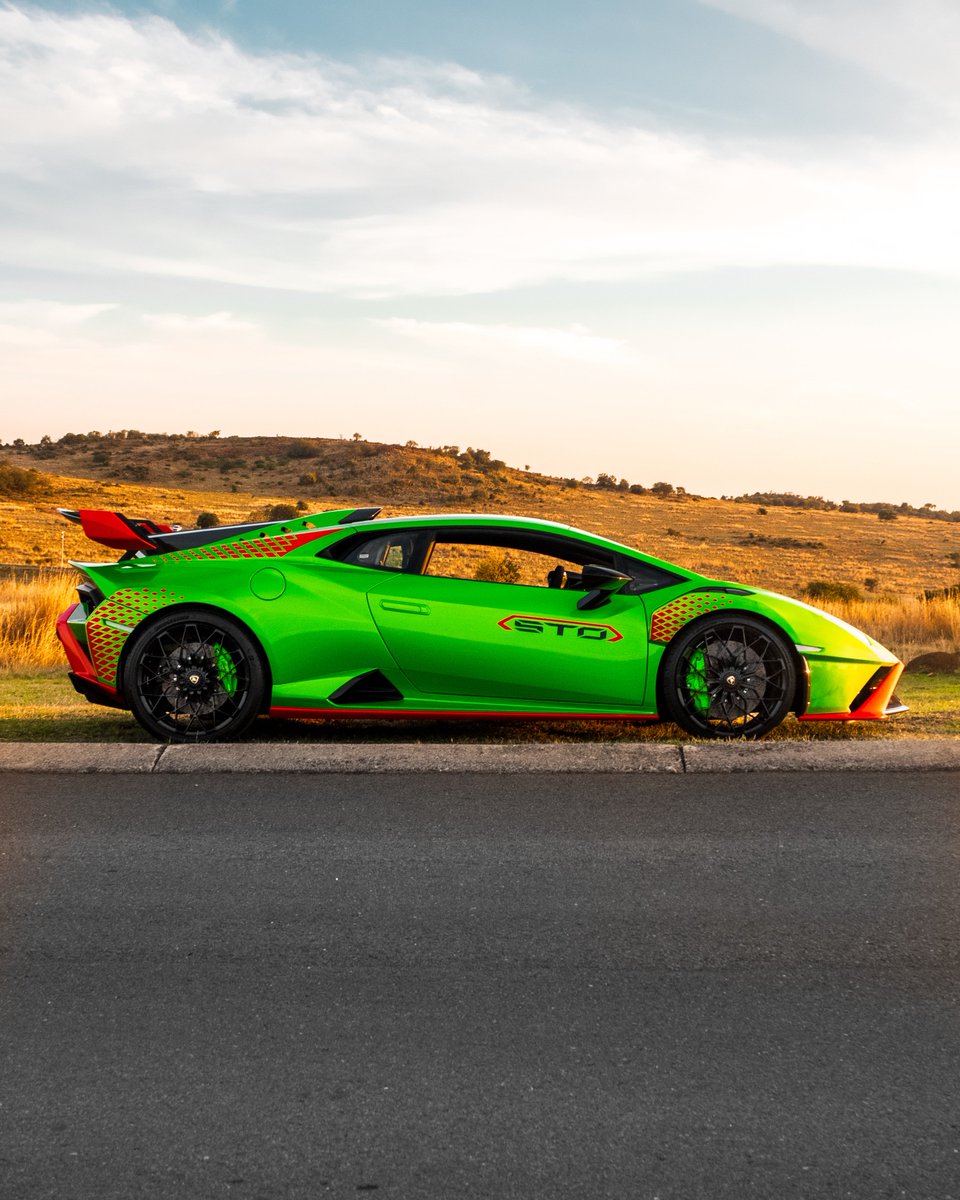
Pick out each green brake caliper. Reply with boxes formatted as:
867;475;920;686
685;649;710;712
212;643;238;697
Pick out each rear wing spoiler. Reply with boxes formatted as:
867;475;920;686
57;508;181;554
58;506;382;556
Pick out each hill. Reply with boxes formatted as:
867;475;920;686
2;432;959;599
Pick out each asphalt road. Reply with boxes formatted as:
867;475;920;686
2;771;959;1200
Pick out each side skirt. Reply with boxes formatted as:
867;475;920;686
269;706;660;722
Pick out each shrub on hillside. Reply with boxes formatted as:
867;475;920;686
0;460;49;498
268;503;298;520
196;512;219;528
806;580;863;603
460;447;505;473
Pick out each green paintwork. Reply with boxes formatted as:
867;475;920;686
65;509;901;721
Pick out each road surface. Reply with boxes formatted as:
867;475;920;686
2;770;959;1198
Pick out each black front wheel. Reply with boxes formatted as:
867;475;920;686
660;616;797;739
122;609;266;743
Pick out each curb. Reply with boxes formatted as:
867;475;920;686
0;739;958;773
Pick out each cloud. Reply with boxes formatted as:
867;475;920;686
1;5;960;302
377;319;633;365
0;300;115;324
141;310;261;335
0;298;115;346
701;0;960;112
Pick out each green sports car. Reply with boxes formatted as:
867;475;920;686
56;505;906;743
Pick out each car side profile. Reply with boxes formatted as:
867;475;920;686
56;505;906;742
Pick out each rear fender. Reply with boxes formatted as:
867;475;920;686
115;602;272;711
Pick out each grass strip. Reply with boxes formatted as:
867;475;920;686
1;671;956;743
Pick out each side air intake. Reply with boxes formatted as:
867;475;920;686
328;670;403;705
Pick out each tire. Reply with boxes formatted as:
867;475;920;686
660;615;797;739
121;608;266;743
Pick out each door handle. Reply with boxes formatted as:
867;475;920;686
379;598;431;616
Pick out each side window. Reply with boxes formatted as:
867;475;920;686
421;529;684;593
424;538;590;588
335;532;421;572
323;524;682;591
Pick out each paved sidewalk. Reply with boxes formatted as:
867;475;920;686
0;739;958;773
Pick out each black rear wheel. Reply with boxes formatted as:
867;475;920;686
660;615;796;739
122;609;265;743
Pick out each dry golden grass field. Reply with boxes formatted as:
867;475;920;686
4;434;960;593
2;433;959;670
1;433;957;741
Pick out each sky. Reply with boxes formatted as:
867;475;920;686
2;0;959;508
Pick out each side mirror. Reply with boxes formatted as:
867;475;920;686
576;564;631;611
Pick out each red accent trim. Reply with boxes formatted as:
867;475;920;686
56;603;89;672
650;592;736;644
278;530;336;553
167;528;336;563
55;604;99;682
496;614;623;643
799;662;905;721
269;706;658;721
799;713;858;721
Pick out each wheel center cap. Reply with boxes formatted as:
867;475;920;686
725;673;738;687
188;673;201;686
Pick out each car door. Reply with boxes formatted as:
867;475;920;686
364;533;650;708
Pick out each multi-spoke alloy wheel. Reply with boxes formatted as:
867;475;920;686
661;615;797;739
122;609;265;742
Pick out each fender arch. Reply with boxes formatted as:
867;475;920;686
116;601;273;711
653;606;808;718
